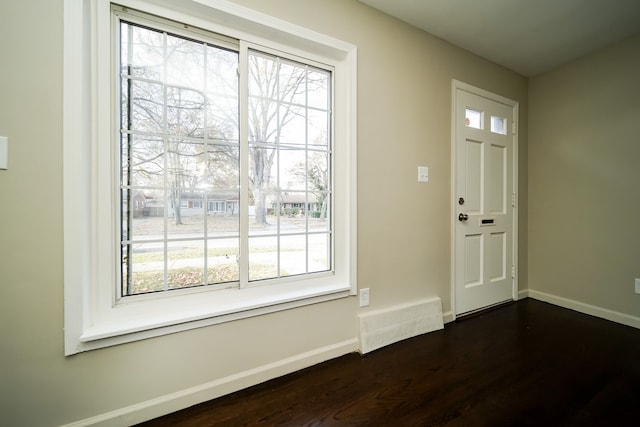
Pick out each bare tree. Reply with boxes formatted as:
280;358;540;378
247;53;306;225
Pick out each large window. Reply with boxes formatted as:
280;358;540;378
119;14;332;296
63;0;356;354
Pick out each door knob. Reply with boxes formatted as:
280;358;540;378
458;213;468;222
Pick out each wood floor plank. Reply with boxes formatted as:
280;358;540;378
138;299;640;426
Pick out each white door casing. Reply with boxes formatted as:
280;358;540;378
452;81;518;316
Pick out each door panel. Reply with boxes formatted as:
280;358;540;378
455;86;516;315
465;140;483;213
464;234;483;286
488;231;506;282
488;144;506;214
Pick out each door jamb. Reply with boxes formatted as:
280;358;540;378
450;80;519;321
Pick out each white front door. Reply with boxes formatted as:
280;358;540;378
453;82;517;315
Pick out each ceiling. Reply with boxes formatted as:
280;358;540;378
358;0;640;77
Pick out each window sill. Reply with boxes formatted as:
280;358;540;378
77;280;350;352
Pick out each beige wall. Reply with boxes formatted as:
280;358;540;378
0;0;527;425
528;33;640;316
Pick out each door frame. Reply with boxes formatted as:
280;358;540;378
450;80;519;320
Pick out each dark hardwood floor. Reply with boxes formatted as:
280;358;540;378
138;299;640;426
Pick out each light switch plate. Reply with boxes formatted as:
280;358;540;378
418;166;429;182
0;136;7;170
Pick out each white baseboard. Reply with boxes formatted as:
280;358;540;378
517;288;529;300
528;289;640;330
62;338;359;427
358;298;444;354
443;310;455;324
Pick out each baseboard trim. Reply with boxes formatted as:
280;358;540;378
517;289;529;300
443;310;455;324
62;338;359;427
528;289;640;330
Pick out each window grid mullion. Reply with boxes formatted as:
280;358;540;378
304;65;309;275
202;41;209;287
238;41;250;289
276;57;282;279
162;30;169;292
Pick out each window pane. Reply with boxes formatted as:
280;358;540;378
248;54;279;143
124;135;165;188
120;20;240;296
207;46;239;98
205;45;239;141
247;146;277;231
279;105;306;145
491;115;507;135
280;235;307;276
205;143;240;186
309;192;330;232
123;242;165;295
279;60;306;105
166;33;205;89
207;239;239;283
278;192;309;235
206;194;239;238
166;87;206;136
248;49;332;282
307;69;329;110
308;233;330;273
121;23;164;80
465;108;482;129
308;151;330;229
167;241;205;290
249;236;279;281
308;109;329;148
279;148;306;191
205;97;239;141
122;191;166;241
169;189;206;236
129;80;164;133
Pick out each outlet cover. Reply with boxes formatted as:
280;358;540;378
360;288;370;307
0;136;7;170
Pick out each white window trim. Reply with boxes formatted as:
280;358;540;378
63;0;357;355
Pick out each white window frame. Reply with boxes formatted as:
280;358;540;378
63;0;357;355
